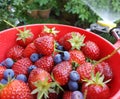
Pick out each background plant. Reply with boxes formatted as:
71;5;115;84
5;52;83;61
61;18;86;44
0;0;29;26
64;0;120;27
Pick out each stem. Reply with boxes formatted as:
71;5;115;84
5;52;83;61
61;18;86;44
3;20;23;33
93;47;120;70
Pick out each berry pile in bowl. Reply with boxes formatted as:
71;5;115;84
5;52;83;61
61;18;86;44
0;24;120;99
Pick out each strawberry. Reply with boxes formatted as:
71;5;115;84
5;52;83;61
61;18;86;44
69;50;85;66
0;66;6;80
95;61;113;81
62;91;72;99
82;72;110;99
28;68;59;99
58;32;85;50
52;61;72;86
76;62;93;80
12;58;32;76
7;45;24;60
34;36;54;55
39;25;59;38
16;28;34;47
28;68;52;90
22;43;37;58
35;55;54;73
0;80;33;99
48;92;59;99
81;40;100;60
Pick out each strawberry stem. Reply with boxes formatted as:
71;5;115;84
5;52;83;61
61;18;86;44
3;20;23;33
92;47;120;70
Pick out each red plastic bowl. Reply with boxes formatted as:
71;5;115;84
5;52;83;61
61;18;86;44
0;24;120;99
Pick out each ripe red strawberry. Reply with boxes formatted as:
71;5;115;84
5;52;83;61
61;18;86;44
0;80;34;99
23;43;37;58
16;28;34;47
58;32;85;50
35;55;54;73
34;36;54;55
81;40;100;60
62;91;72;99
7;45;24;60
52;61;72;86
28;68;52;90
0;66;6;80
28;68;56;99
12;58;32;76
39;25;59;38
95;61;113;81
76;62;93;80
69;50;85;66
82;73;110;99
48;92;59;99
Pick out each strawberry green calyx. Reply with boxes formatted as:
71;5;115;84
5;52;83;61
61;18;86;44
43;25;59;35
68;32;85;50
83;72;111;87
31;77;63;99
16;27;33;42
3;20;32;43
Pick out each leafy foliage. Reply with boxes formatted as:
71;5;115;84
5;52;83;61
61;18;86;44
64;0;120;24
64;0;98;23
0;0;29;25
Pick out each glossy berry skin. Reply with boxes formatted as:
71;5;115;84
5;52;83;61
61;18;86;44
0;66;6;80
68;80;79;91
4;58;14;68
3;69;15;80
76;62;93;80
95;62;113;81
56;43;64;51
0;79;8;84
69;70;80;81
61;51;70;61
0;80;34;99
7;45;24;60
48;92;59;99
16;74;27;83
54;54;62;64
71;91;84;99
52;61;72;86
69;50;85;65
82;83;110;99
30;53;39;62
62;91;72;99
12;58;32;76
23;43;37;58
28;68;52;90
28;65;37;74
81;40;100;60
59;32;81;50
35;55;54;73
34;36;54;55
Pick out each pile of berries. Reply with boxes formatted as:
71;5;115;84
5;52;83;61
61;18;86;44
0;25;113;99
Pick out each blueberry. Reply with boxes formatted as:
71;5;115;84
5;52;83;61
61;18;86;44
28;65;37;73
69;70;80;81
57;45;64;51
71;91;84;99
4;58;14;68
0;79;8;84
30;53;40;62
3;69;14;80
54;54;62;64
61;51;70;61
68;80;79;91
16;74;27;83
